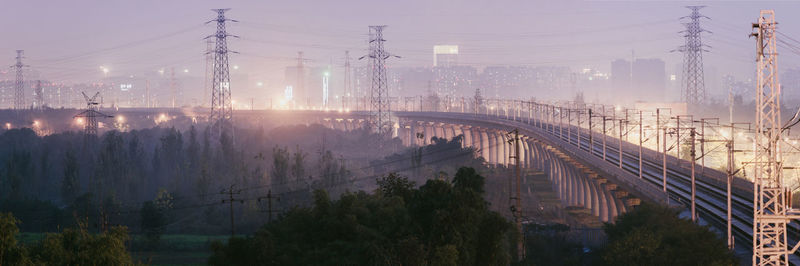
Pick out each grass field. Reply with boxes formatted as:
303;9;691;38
17;232;230;265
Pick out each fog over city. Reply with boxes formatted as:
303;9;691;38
3;1;800;265
0;1;798;108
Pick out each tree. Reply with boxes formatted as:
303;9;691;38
1;212;135;265
4;150;32;201
0;213;31;265
601;203;737;265
290;145;306;184
30;224;134;265
208;168;513;265
271;146;289;187
61;150;80;204
376;172;415;200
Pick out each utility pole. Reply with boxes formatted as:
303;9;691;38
751;10;789;265
639;110;643;179
361;25;399;135
207;8;237;140
689;128;697;222
12;50;27;110
729;85;734;124
619;117;624;169
507;129;524;261
145;80;151;108
344;51;352;110
602;115;608;160
725;122;741;250
567;109;572;146
257;190;280;223
663;127;668;193
221;184;243;237
588;109;593;152
676;116;682;167
677;6;710;105
170;67;176;108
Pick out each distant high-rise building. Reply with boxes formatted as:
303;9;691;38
433;45;458;67
611;59;631;93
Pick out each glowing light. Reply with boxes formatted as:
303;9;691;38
183;69;189;73
32;120;40;127
155;113;169;124
117;115;125;123
256;82;263;87
100;66;110;75
5;123;11;130
615;105;622;111
75;118;85;125
233;65;239;70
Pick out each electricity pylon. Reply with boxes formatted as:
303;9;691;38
750;10;789;266
74;92;112;138
343;50;352;109
677;6;710;105
12;50;28;110
34;80;44;111
361;25;399;134
206;8;237;139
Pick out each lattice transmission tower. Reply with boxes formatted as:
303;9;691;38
750;10;793;266
34;80;44;111
343;50;352;110
677;6;710;105
74;92;112;138
12;50;28;110
206;8;237;138
362;26;399;134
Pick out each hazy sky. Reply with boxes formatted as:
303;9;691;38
0;0;797;98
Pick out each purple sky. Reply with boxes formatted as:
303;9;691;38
0;0;797;101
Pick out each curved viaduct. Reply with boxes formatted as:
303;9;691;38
255;109;776;254
270;110;662;223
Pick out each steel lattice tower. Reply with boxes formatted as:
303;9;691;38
74;92;112;137
364;26;398;134
678;6;709;105
34;80;43;110
344;50;352;109
751;10;790;266
12;50;27;110
207;9;236;138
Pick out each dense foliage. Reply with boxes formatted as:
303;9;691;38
208;167;515;266
0;212;136;266
601;203;737;265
